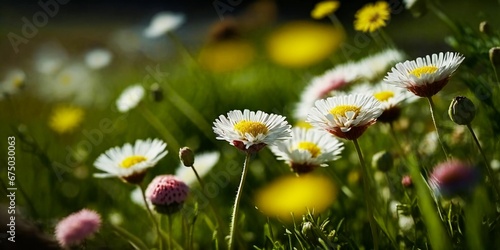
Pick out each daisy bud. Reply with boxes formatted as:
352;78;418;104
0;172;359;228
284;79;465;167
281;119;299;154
490;47;500;68
479;21;491;35
55;209;101;248
146;175;189;215
179;147;195;167
301;221;317;242
448;96;475;125
371;151;393;172
401;175;413;188
150;83;163;102
428;160;480;199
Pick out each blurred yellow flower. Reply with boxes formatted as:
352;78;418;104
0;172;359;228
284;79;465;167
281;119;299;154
255;174;337;221
266;21;345;68
198;39;255;73
295;120;313;129
49;106;84;134
354;1;390;33
311;1;340;19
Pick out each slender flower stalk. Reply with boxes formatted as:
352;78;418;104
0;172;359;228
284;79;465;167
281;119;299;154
388;123;406;158
189;163;227;244
109;223;149;250
213;109;291;248
164;84;218;144
139;105;181;152
167;215;173;250
139;185;163;250
427;97;449;158
352;139;379;250
406;155;451;250
466;124;500;198
228;152;251;249
425;0;460;34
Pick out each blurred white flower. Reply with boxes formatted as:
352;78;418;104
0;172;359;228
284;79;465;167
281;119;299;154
33;42;69;75
144;12;185;38
1;69;26;99
294;63;362;120
84;48;113;69
357;48;405;81
116;84;145;113
175;151;220;186
36;63;103;106
130;187;148;207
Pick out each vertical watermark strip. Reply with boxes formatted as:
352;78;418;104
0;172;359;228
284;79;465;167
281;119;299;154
6;136;17;243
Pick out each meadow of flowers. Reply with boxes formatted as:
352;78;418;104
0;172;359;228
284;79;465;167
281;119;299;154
1;0;500;249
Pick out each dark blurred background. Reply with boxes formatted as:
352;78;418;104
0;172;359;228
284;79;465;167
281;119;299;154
1;0;499;61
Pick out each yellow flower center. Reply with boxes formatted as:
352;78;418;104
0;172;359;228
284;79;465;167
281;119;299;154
374;91;394;102
60;74;72;85
120;155;147;168
13;77;24;88
234;120;268;137
297;141;321;158
329;105;361;118
409;66;438;78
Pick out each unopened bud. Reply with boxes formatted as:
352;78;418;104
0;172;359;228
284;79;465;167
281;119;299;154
490;47;500;68
150;83;163;102
401;175;413;188
372;151;393;172
448;96;475;125
179;147;195;167
479;21;491;35
301;221;316;241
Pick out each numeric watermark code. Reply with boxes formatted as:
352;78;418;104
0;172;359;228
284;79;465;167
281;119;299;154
6;136;16;243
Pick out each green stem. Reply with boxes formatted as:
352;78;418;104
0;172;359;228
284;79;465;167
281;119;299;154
406;156;451;250
139;105;181;153
426;0;460;35
168;215;173;250
109;223;150;250
427;97;450;159
327;14;346;36
352;139;379;250
164;85;218;145
379;29;396;49
388;123;406;159
139;185;163;250
228;153;251;249
466;124;500;199
167;31;197;66
370;31;387;50
191;165;227;245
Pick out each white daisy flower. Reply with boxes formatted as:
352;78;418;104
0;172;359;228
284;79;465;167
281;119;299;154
306;94;383;140
294;62;363;120
144;12;185;38
175;151;220;186
270;127;344;174
37;63;102;106
384;52;465;97
84;48;113;69
213;109;292;153
357;48;405;81
94;138;168;184
116;84;145;113
356;83;417;123
33;42;69;75
1;69;26;99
